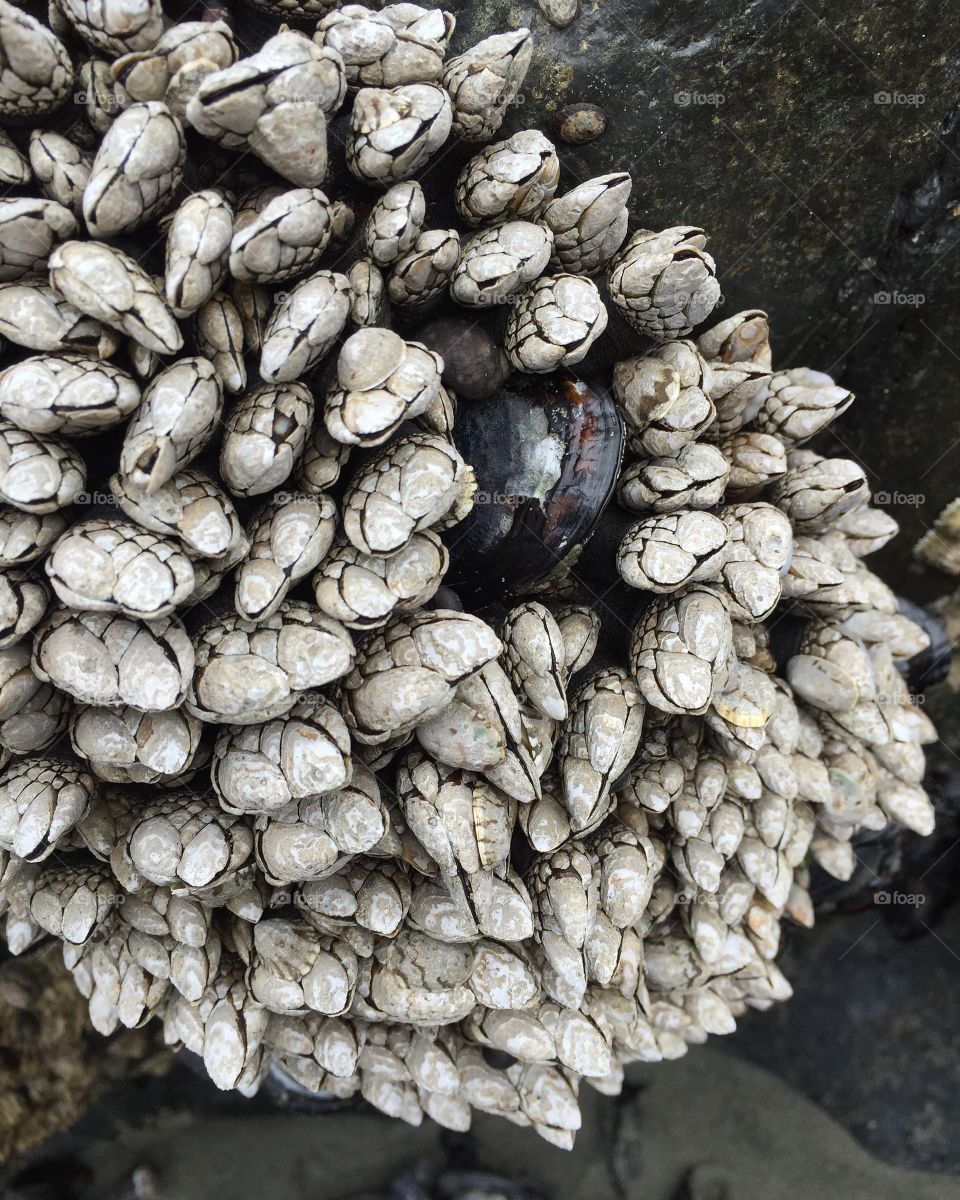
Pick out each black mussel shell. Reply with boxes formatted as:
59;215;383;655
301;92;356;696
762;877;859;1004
445;373;624;602
897;595;952;692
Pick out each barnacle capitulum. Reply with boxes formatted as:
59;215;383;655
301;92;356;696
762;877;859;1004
0;5;942;1152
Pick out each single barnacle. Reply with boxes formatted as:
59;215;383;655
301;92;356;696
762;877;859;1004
618;442;729;515
312;531;447;629
82;102;185;238
70;705;203;784
315;4;454;86
260;271;351;384
228;188;333;285
49;240;182;356
121;791;253;892
0;198;76;283
338;609;501;744
0;756;95;862
46;517;195;620
341;432;471;556
0;422;86;513
617;510;728;593
504;274;607;373
388;229;461;306
720;431;787;496
187;601;354;725
110;467;248;561
56;0;162;55
29;131;92;216
364;181;426;266
111;20;238;103
347;83;452;185
441;28;532;142
557;669;645;832
325;329;442;448
629;586;733;716
212;697;351;817
770;450;869;534
0;354;139;437
415;661;541;803
540;173;632;275
187;33;345;187
697;308;772;367
0;1;74;117
164;190;234;318
220;382;314;498
348;259;389;328
32;609;194;710
235;493;336;623
756;367;854;446
501;601;568;721
713;502;793;624
456;130;560;227
0;280;118;357
450;221;553;309
608;226;721;341
613;341;714;458
195;293;246;396
119;357;223;494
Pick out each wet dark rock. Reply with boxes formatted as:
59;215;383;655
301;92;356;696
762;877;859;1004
416;317;512;401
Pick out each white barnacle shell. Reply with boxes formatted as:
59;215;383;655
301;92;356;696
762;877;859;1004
70;704;203;784
228;187;333;285
456;129;559;227
57;0;163;55
48;240;183;356
46;517;195;620
110;467;248;561
82;101;186;237
0;2;74;117
0;198;76;283
313;531;447;630
119;357;223;494
364;181;426;266
325;329;442;448
339;608;501;744
608;226;721;341
629;586;733;716
164;190;234;318
504;273;607;373
441;28;532;142
32;608;194;710
187;32;345;187
540;172;632;275
0;755;95;862
29;130;92;216
347;83;452;186
235;493;337;623
112;20;238;103
260;271;351;384
450;221;553;309
187;601;355;725
341;432;470;556
220;382;314;498
0;354;139;437
212;696;351;816
0;422;86;513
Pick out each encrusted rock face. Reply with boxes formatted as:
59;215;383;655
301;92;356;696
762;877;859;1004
0;0;946;1155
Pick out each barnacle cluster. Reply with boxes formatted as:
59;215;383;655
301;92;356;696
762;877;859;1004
0;0;941;1149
